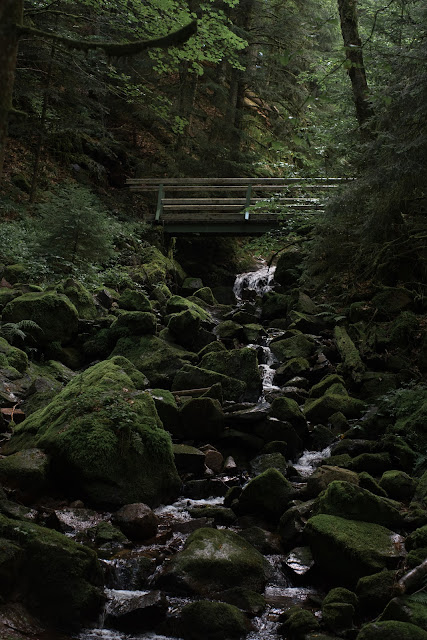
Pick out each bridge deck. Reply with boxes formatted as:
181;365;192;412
126;177;350;234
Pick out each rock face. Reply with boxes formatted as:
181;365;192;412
2;357;181;508
161;527;268;594
304;515;404;585
2;291;79;345
113;503;159;541
0;513;103;630
200;348;262;402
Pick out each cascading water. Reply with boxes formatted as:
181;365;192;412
77;262;330;640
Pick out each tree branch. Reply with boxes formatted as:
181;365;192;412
16;20;197;56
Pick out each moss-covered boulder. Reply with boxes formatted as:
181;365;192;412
306;465;359;498
242;323;266;344
379;595;427;630
316;481;403;528
356;570;399;615
173;443;205;475
304;393;365;422
274;249;303;286
111;335;196;388
274;357;310;381
131;245;186;286
304;515;403;585
322;589;357;634
270;333;315;361
161;527;268;594
179;397;224;441
0;287;22;311
0;336;28;375
237;468;294;521
2;291;79;345
406;524;427;551
179;600;250;640
269;397;307;436
173;364;246;401
334;326;365;384
3;357;180;508
309;374;346;398
356;620;427;640
261;292;290;321
0;448;50;497
148;388;181;436
215;320;244;341
193;287;217;305
118;288;152;312
279;607;320;638
0;513;103;630
200;347;262;402
168;308;202;348
166;295;212;323
60;279;98;320
379;470;416;501
110;311;157;335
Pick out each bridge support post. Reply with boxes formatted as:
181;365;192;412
244;183;252;220
155;183;165;222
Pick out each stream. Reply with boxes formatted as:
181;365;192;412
74;263;330;640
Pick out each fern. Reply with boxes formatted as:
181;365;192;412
409;590;427;605
0;320;43;345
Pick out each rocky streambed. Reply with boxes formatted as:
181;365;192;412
0;253;427;640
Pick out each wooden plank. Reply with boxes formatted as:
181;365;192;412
162;204;322;212
161;197;321;205
126;177;350;185
129;184;342;192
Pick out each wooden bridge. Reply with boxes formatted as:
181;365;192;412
126;177;351;235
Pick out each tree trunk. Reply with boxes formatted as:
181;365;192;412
337;0;374;129
0;0;23;182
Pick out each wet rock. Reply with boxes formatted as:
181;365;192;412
316;480;403;528
179;599;252;640
224;455;238;470
356;620;427;639
159;527;268;594
183;478;232;499
304;392;365;422
48;507;105;534
274;358;311;383
0;603;45;638
304;514;404;585
239;526;282;555
188;505;236;525
261;440;288;456
113;503;158;542
283;546;314;578
279;606;320;638
306;465;359;498
237;468;295;522
104;553;156;590
311;425;335;449
106;589;167;631
173;444;205;475
270;397;308;437
254;418;304;458
180;397;224;441
215;587;265;616
379;470;416;501
279;499;316;547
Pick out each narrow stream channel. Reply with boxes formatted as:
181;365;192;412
76;262;330;640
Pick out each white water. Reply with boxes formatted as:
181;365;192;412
233;264;276;299
293;446;332;478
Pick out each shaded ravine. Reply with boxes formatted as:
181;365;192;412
75;263;333;640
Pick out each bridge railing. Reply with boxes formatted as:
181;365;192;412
126;177;352;228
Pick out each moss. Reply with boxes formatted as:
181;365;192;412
281;608;320;638
180;600;250;640
215;320;243;341
3;357;180;508
110;311;157;336
356;620;427;639
172;364;246;401
111;335;196;388
261;292;290;321
179;397;224;440
2;291;78;345
118;288;152;312
238;468;294;521
148;388;180;434
323;587;358;607
0;513;103;630
0;337;28;373
349;452;393;475
406;525;427;551
166;527;267;594
275;357;310;379
200;347;261;402
59;279;98;320
390;399;427;455
90;521;129;546
270;333;315;361
359;472;388;497
304;393;365;422
322;602;355;632
168;309;201;348
304;514;403;585
131;246;186;286
306;466;359;498
316;480;403;528
3;264;27;284
0;288;22;311
198;341;227;359
380;595;427;630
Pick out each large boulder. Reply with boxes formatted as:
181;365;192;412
111;335;196;388
179;600;251;640
113;503;158;541
179;397;224;441
160;527;268;594
306;466;359;498
304;393;365;422
110;312;157;336
0;337;28;376
200;348;262;402
2;357;180;508
356;621;427;640
0;513;103;631
316;481;403;528
304;514;404;585
2;291;79;345
59;279;98;320
270;334;315;361
0;448;50;498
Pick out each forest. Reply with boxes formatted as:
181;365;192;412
0;0;427;639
